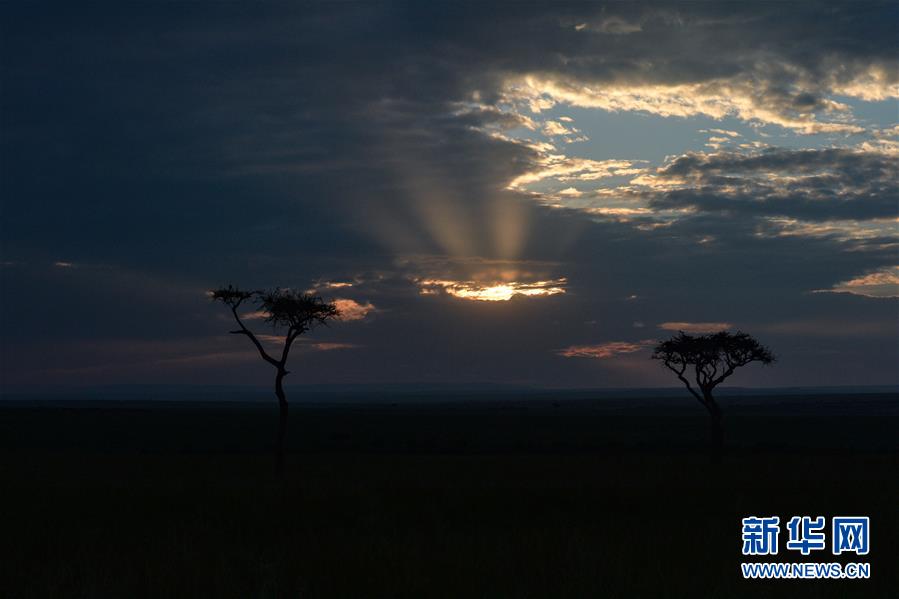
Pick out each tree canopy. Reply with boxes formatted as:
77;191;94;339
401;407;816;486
210;283;339;375
652;330;775;407
255;288;339;335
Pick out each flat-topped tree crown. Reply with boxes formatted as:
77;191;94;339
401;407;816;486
257;288;339;335
653;331;775;389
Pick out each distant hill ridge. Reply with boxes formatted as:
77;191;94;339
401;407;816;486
2;383;896;402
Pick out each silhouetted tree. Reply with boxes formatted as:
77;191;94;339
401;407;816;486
652;331;775;450
211;285;339;467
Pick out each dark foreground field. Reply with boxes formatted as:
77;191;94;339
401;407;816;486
1;392;897;598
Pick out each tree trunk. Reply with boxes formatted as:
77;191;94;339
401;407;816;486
709;410;724;454
275;369;288;474
702;390;724;457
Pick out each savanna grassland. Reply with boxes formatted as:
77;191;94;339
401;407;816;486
1;392;896;598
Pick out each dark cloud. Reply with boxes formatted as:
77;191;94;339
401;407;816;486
1;2;897;388
643;148;898;221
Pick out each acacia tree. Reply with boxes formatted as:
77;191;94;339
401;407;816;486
211;285;339;461
652;331;775;450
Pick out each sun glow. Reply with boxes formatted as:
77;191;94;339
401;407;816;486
418;278;567;301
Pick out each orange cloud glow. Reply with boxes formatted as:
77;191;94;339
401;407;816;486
334;298;377;321
556;340;655;359
819;266;899;298
310;342;359;351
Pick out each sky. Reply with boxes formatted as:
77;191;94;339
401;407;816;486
1;2;897;390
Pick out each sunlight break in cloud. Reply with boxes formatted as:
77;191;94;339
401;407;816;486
658;322;732;333
542;120;575;136
418;278;567;302
816;267;899;299
556;340;655;359
319;281;354;289
507;155;641;190
502;74;875;135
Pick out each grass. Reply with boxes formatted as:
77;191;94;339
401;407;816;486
0;393;896;597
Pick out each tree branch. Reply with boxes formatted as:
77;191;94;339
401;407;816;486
709;366;736;389
229;306;279;368
694;363;706;394
664;360;704;405
279;327;301;371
